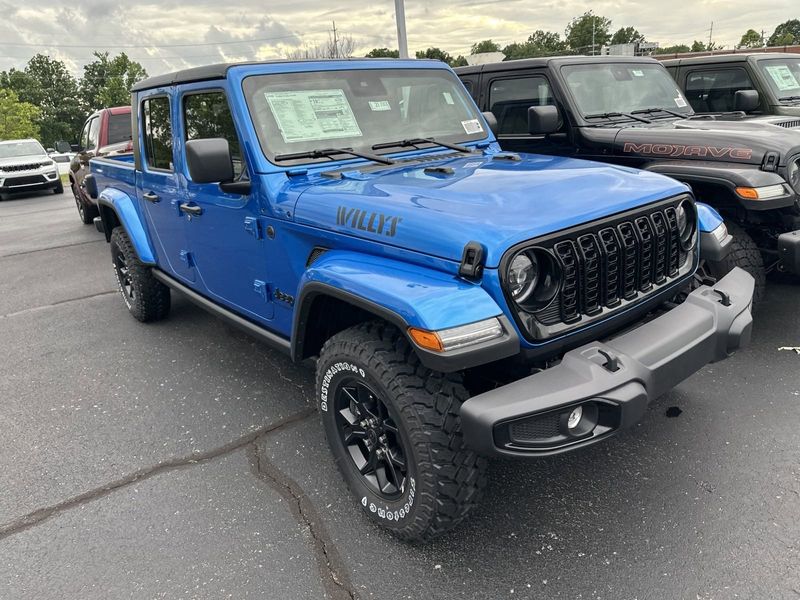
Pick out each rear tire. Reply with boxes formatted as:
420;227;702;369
110;226;170;322
316;322;487;542
72;182;98;224
704;222;766;303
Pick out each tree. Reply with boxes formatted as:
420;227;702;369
565;11;612;53
81;52;148;110
287;32;356;59
690;40;707;52
365;48;399;58
451;55;468;67
768;20;800;46
470;40;501;55
610;27;645;46
0;89;40;140
654;44;691;55
502;30;567;60
738;29;763;48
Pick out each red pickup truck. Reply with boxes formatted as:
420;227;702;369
70;106;132;224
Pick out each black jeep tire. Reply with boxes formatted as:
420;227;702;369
110;226;170;322
704;222;766;304
72;181;98;224
316;322;487;542
54;180;64;194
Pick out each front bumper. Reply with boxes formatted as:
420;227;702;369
0;168;60;193
460;267;754;457
777;229;800;274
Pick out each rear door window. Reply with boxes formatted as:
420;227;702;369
685;67;755;112
488;76;553;135
142;96;173;171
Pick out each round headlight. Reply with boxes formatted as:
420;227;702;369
788;158;800;193
676;200;697;251
508;252;538;303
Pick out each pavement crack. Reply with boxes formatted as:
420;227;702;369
0;290;117;319
0;238;104;259
248;439;356;600
0;407;316;542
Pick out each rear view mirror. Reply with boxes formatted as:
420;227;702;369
734;89;759;113
186;138;234;184
528;105;561;135
481;111;498;134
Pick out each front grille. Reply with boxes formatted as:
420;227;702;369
2;162;49;172
776;120;800;128
508;197;695;339
5;175;47;187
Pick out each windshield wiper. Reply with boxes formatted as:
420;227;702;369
584;111;652;124
273;147;395;165
371;137;471;153
631;107;687;119
779;95;800;103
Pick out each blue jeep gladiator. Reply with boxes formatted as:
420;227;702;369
88;59;754;541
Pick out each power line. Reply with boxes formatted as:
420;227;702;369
0;33;302;49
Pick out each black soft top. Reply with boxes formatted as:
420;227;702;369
454;55;660;75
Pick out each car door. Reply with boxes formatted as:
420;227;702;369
72;115;98;195
138;91;195;283
176;86;274;321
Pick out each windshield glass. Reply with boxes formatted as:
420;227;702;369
0;141;46;159
757;58;800;100
561;63;693;119
243;68;486;165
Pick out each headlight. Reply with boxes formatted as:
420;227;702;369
789;158;800;193
508;252;538;303
676;199;697;251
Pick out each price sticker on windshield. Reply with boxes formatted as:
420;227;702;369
461;119;484;134
765;65;800;91
674;95;688;108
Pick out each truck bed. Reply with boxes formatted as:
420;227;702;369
90;154;137;201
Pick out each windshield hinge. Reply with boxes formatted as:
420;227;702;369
459;241;485;280
761;151;780;173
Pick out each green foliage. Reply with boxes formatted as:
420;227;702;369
470;40;502;55
365;48;400;58
654;44;692;55
768;20;800;46
81;52;148;110
610;27;645;46
565;11;612;52
414;47;467;67
0;89;40;140
690;40;707;52
451;55;468;67
502;30;567;60
739;29;763;48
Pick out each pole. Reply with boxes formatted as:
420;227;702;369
708;21;713;52
394;0;409;58
332;20;338;59
592;18;595;55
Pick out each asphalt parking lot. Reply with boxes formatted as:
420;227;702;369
1;190;799;600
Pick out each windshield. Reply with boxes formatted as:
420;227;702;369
0;141;46;159
757;58;800;100
243;68;486;165
561;63;693;119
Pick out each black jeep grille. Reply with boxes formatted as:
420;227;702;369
506;197;695;337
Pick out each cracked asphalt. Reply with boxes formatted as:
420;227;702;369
1;190;799;600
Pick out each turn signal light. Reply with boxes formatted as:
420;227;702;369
408;328;444;352
735;184;787;200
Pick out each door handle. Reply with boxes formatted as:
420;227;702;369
143;191;160;203
179;203;203;216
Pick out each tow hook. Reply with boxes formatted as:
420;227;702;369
712;289;732;306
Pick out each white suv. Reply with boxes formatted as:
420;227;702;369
0;139;63;200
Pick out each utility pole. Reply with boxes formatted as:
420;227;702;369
592;16;596;56
761;29;766;48
394;0;409;58
332;20;339;59
708;21;713;53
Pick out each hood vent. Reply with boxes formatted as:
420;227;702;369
776;120;800;129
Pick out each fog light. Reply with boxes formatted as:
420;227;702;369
567;406;583;430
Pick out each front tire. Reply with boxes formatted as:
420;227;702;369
110;226;170;322
316;322;487;542
703;222;766;303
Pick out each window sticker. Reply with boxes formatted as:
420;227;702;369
442;92;455;105
368;100;391;111
264;89;362;143
765;65;800;91
461;118;483;134
631;70;644;77
674;94;688;108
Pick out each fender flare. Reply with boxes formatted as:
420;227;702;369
97;189;157;264
291;250;519;371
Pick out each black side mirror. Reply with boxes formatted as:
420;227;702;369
734;89;759;112
186;138;234;183
528;105;561;135
71;144;82;152
481;111;498;134
55;141;72;154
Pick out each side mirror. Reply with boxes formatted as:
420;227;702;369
734;89;759;112
55;141;72;154
481;111;498;134
528;105;561;135
71;144;82;152
46;147;55;154
186;138;234;184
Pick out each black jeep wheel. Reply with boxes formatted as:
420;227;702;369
702;222;765;303
72;181;98;225
109;226;170;322
316;322;487;542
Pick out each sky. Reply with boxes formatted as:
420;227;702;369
0;0;795;77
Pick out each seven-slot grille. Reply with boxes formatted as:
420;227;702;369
534;203;688;326
1;162;50;172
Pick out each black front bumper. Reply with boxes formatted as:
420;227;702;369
460;268;754;458
778;229;800;274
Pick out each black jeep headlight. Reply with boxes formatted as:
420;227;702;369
788;157;800;194
676;199;697;251
507;248;561;309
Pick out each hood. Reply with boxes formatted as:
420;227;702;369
0;154;51;168
610;117;800;166
293;153;688;267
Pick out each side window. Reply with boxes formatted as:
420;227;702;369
86;117;100;151
685;68;755;112
488;76;553;135
183;91;243;178
142;96;174;171
79;120;91;150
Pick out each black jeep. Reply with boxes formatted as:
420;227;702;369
457;56;800;299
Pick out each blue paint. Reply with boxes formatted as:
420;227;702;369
697;202;724;232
